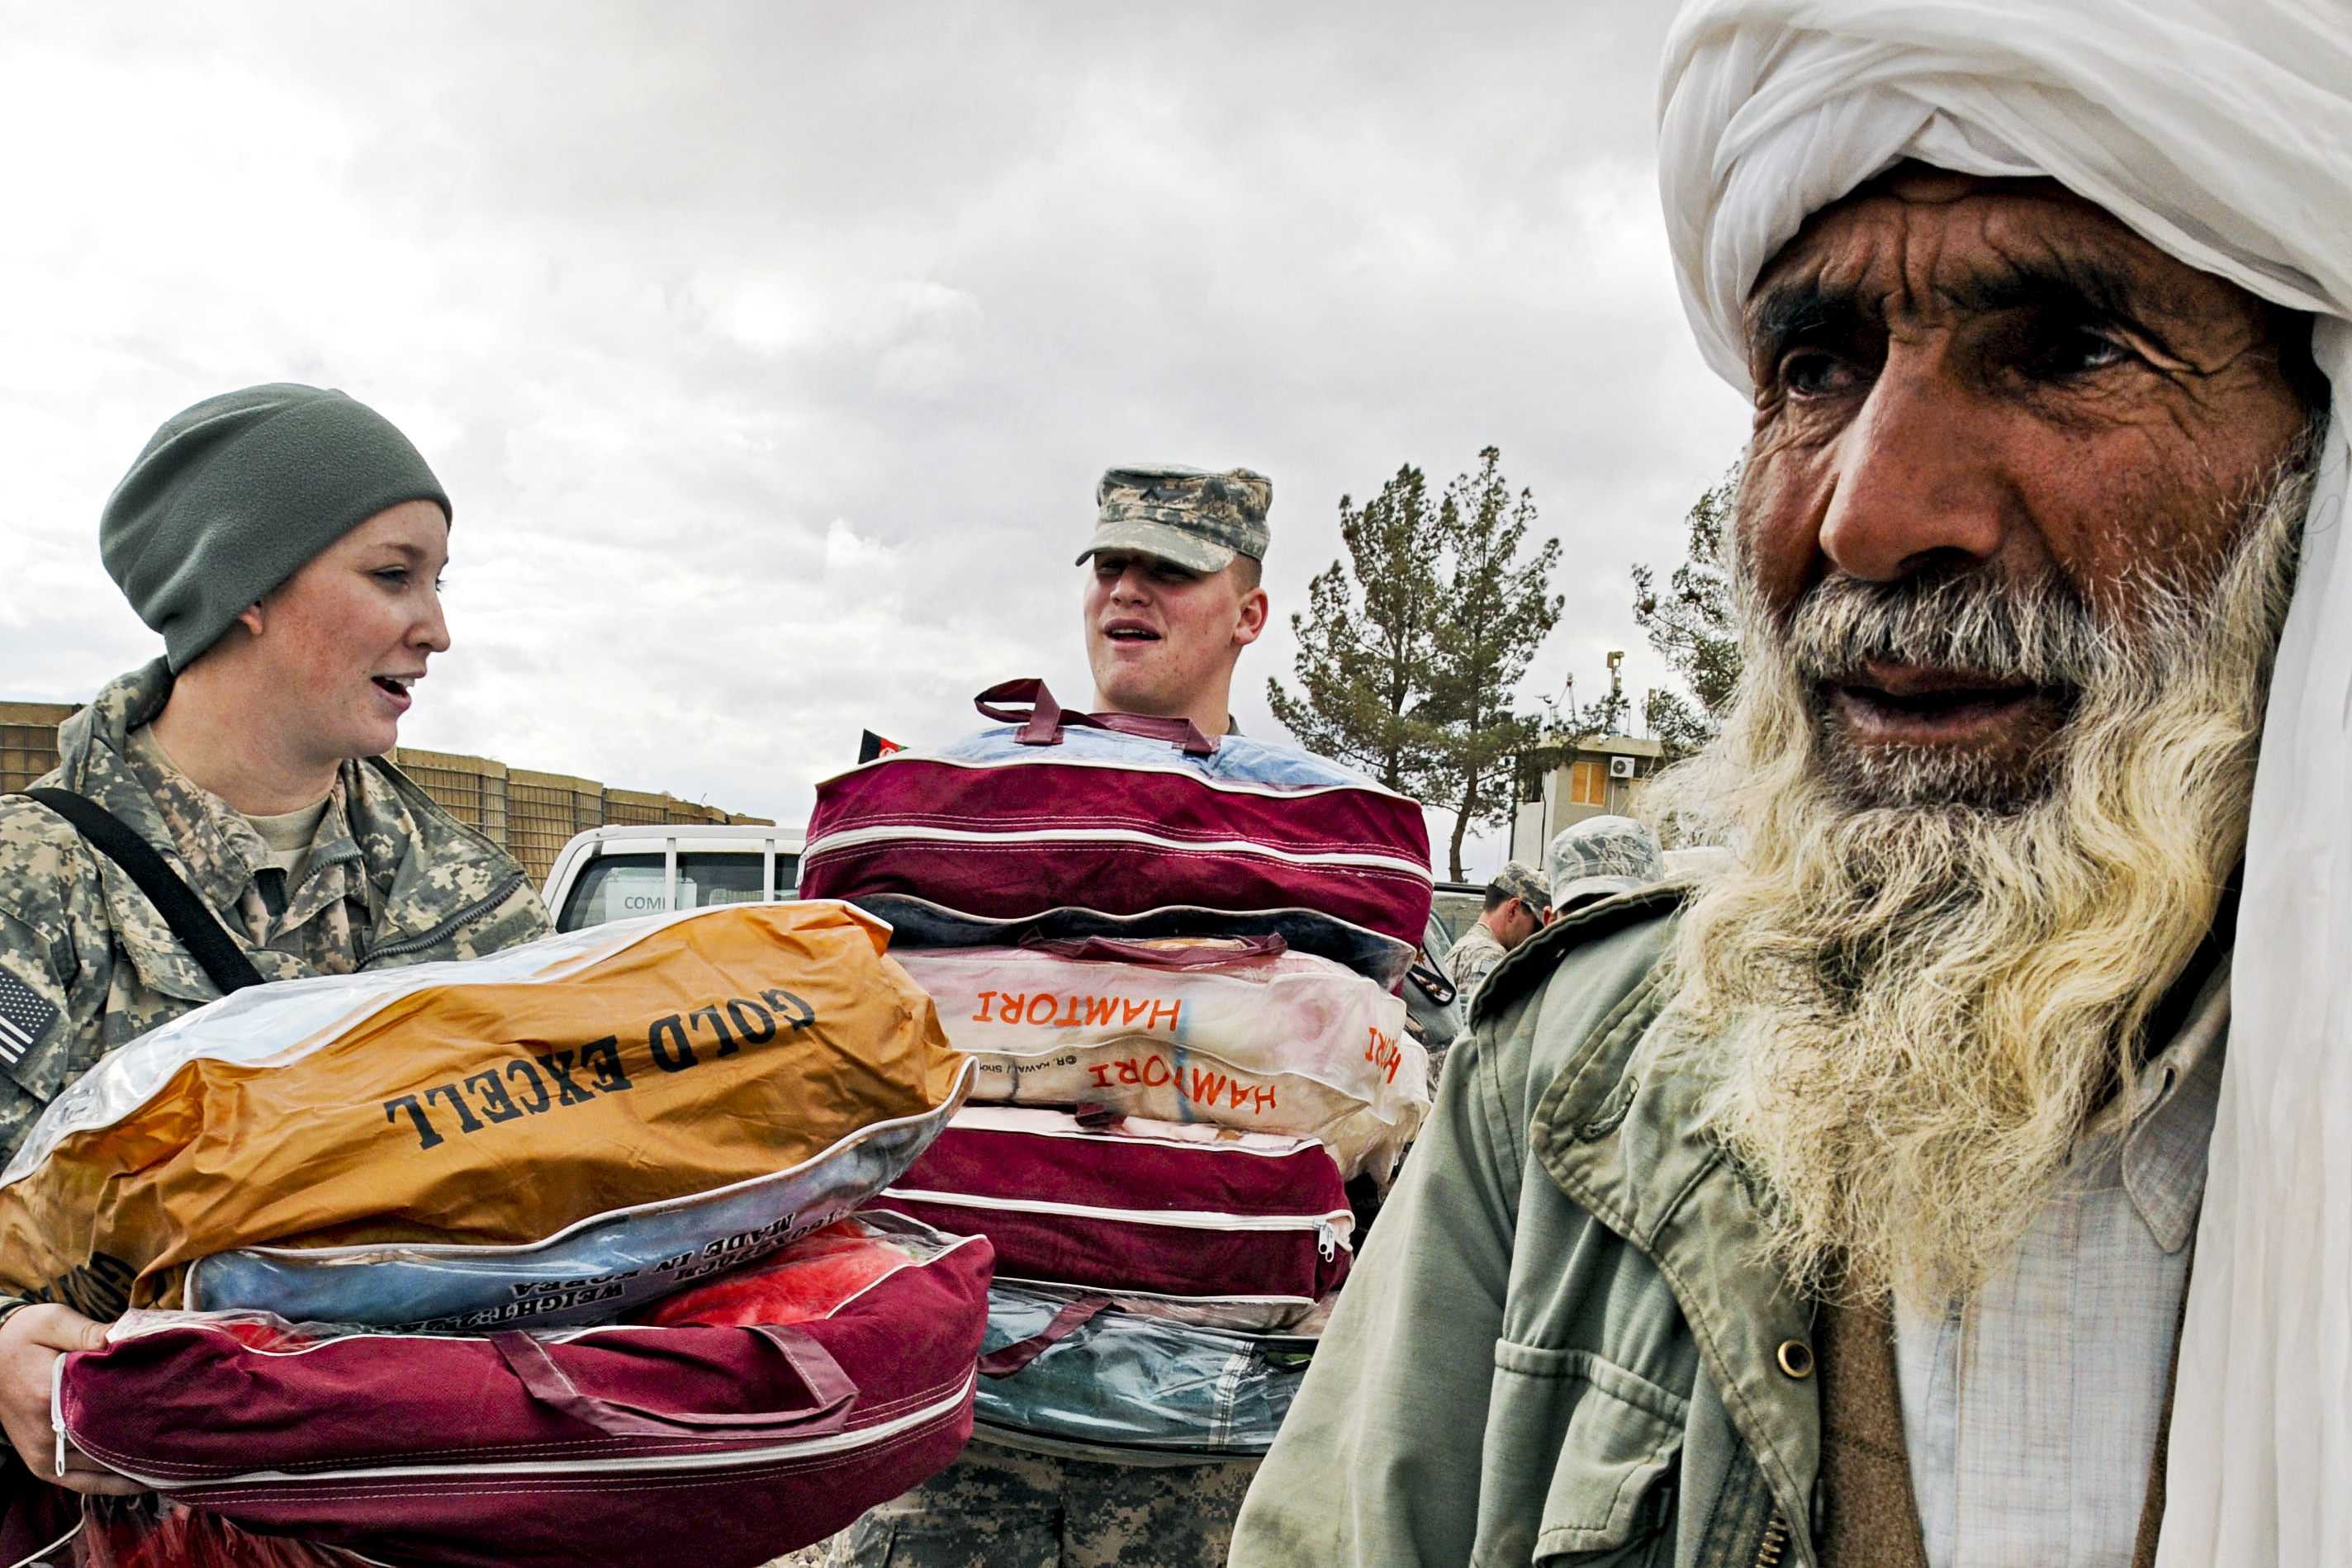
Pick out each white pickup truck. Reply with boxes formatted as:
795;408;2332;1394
541;823;808;932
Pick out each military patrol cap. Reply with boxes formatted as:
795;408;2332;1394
1546;814;1665;912
100;383;451;671
1486;860;1551;916
1077;465;1272;574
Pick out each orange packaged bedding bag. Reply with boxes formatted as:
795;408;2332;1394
0;902;970;1319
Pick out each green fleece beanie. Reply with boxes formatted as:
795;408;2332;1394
100;383;453;670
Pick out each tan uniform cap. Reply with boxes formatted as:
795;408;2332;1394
1077;465;1271;573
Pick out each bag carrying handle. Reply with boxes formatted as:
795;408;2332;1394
21;789;265;996
975;1296;1111;1379
492;1324;857;1439
974;679;1219;757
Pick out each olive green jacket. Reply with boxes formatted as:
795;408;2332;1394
0;661;553;1171
1231;886;1823;1568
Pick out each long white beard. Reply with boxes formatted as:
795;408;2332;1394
1648;471;2308;1305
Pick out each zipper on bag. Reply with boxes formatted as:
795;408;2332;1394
49;1353;67;1480
82;1371;976;1492
882;1187;1352;1252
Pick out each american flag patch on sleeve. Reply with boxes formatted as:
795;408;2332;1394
0;967;59;1068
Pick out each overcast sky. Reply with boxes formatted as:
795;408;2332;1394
0;2;1750;880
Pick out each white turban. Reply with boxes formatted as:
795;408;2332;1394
1657;3;2352;1564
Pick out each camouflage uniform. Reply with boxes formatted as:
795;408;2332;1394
1437;861;1549;1022
1436;919;1510;1011
828;1440;1256;1568
0;660;552;1187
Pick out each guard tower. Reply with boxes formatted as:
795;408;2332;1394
1507;651;1667;865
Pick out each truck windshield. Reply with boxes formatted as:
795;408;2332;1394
557;851;801;931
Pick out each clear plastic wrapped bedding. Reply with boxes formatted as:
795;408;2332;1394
894;938;1426;1181
970;1285;1311;1459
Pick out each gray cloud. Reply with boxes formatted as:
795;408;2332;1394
0;1;1748;877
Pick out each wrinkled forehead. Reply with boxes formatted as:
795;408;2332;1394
1735;163;2321;410
1749;168;2230;342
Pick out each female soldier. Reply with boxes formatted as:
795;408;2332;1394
0;383;552;1511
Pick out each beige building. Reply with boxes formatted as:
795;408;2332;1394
1508;732;1666;869
0;700;767;884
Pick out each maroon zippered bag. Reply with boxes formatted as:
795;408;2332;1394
797;680;1434;984
868;1106;1351;1331
55;1223;993;1568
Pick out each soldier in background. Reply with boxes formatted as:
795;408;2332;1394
0;384;551;1523
1437;860;1548;1015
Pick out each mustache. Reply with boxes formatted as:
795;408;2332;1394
1782;566;2115;691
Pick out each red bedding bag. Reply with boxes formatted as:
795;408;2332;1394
798;680;1433;983
867;1106;1351;1332
55;1216;991;1568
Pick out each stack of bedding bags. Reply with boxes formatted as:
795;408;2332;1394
801;680;1434;1461
0;902;989;1568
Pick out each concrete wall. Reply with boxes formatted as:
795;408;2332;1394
0;703;766;883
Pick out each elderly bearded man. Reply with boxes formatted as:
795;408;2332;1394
1230;4;2352;1566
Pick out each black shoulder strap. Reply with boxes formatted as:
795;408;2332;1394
22;787;265;995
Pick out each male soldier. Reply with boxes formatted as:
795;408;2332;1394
1232;2;2352;1562
0;384;551;1523
1077;465;1271;738
1437;861;1548;1014
833;465;1296;1568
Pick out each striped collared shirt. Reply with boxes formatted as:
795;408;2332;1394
1894;961;2227;1568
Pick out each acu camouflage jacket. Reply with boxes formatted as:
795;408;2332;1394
0;661;552;1172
